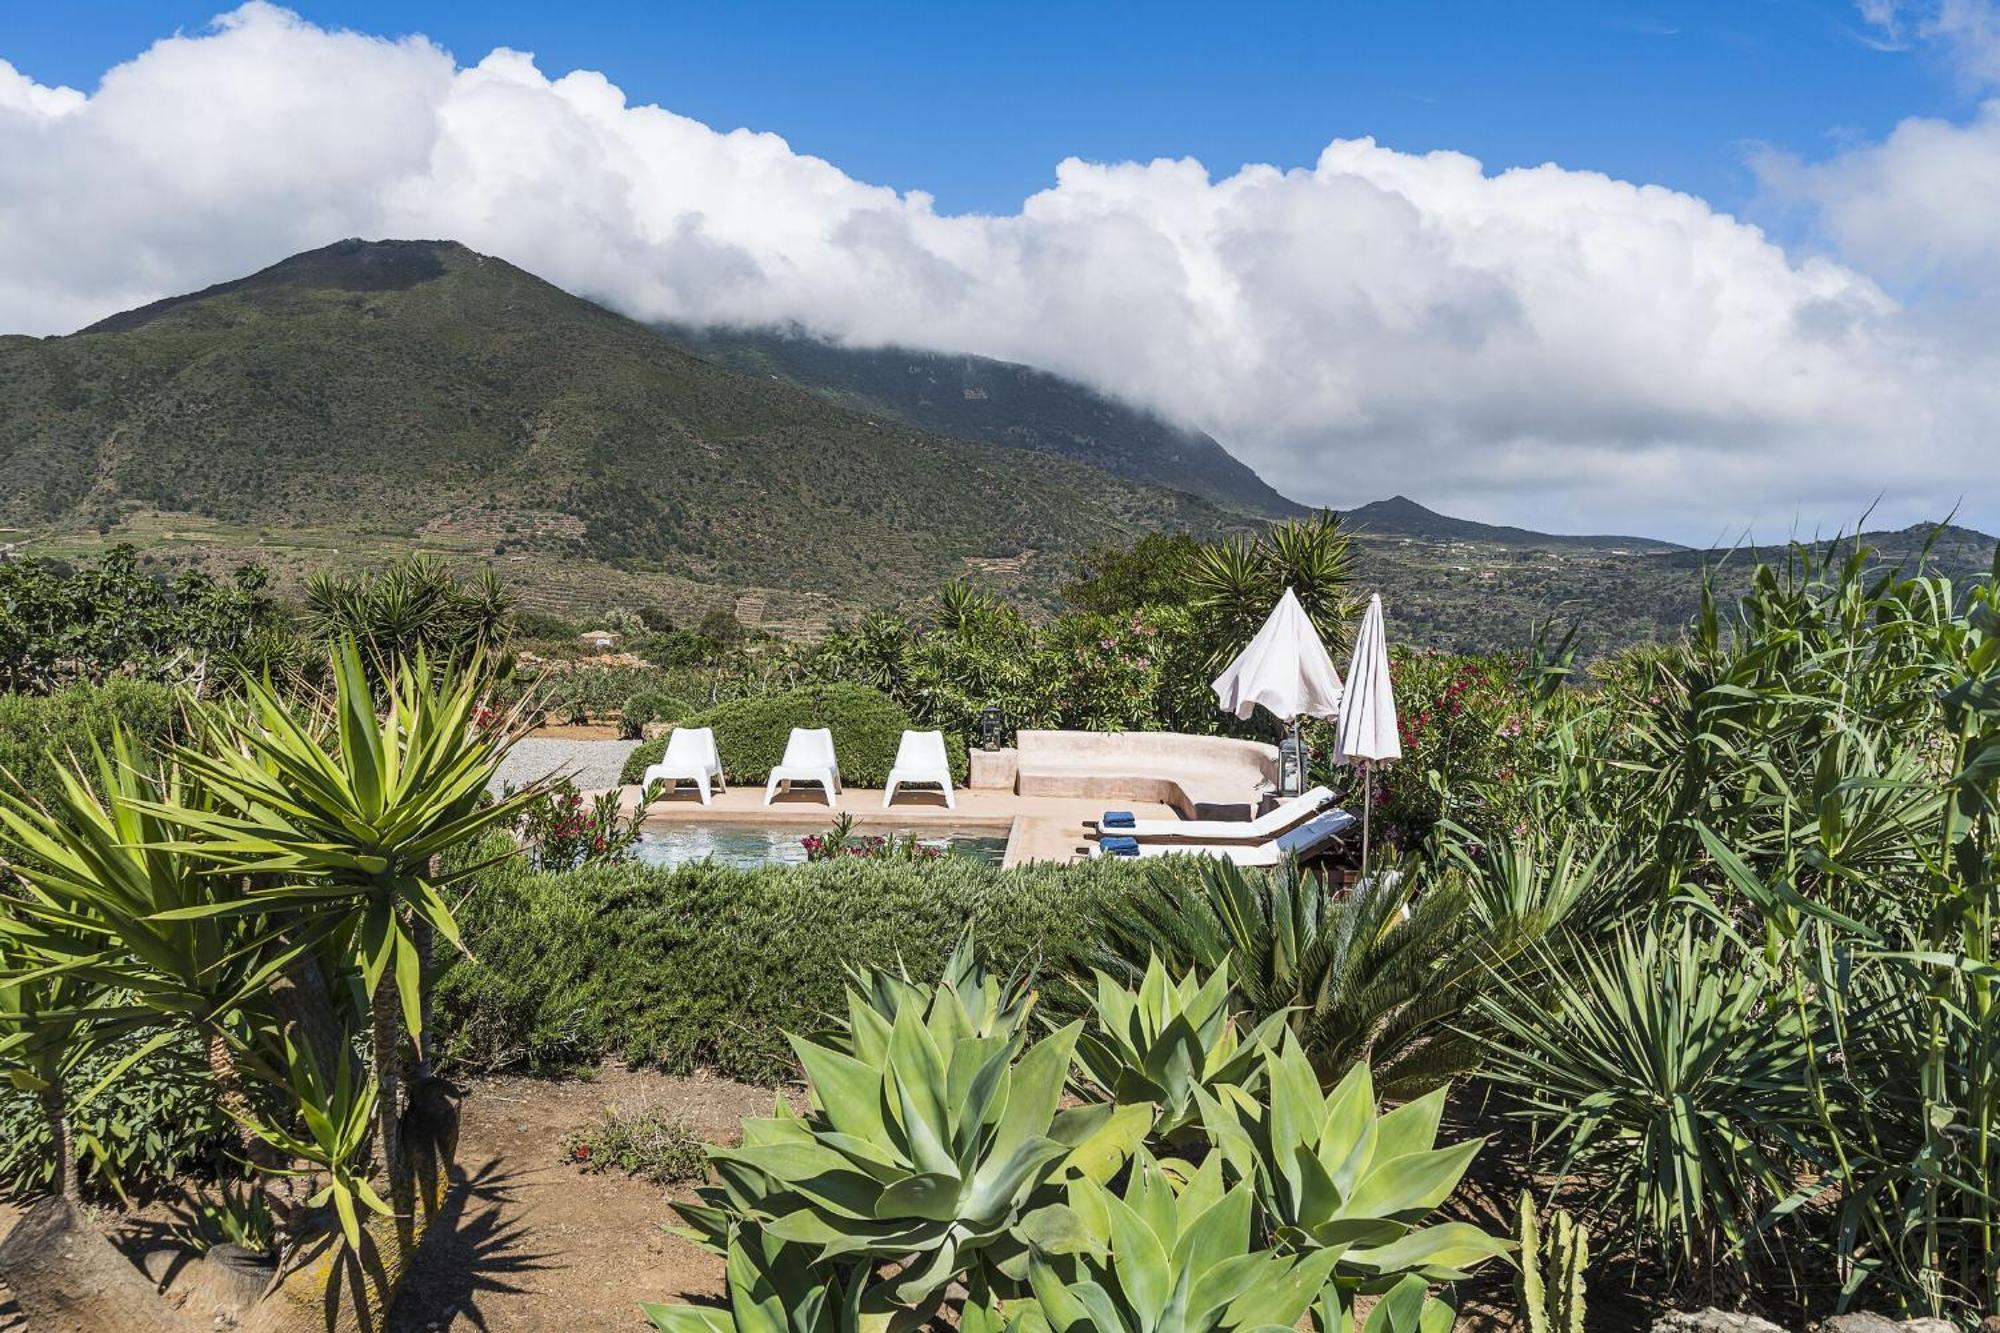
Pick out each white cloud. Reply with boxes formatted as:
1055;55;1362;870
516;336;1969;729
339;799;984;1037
0;2;1992;541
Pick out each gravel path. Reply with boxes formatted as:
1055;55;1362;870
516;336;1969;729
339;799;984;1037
491;737;640;795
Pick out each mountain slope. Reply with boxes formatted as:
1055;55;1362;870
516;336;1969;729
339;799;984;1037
0;239;1237;603
1346;495;1682;551
653;323;1302;518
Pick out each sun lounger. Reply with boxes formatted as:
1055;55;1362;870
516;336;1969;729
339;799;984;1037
1089;786;1335;841
638;726;725;806
884;729;955;809
1092;808;1357;866
764;727;841;806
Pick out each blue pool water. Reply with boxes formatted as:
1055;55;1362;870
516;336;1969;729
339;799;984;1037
632;822;1010;870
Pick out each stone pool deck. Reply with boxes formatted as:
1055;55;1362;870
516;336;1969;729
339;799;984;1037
600;783;1177;868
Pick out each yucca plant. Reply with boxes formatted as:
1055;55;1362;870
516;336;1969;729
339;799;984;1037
0;732;277;1138
1477;919;1817;1284
1071;955;1286;1141
232;1027;389;1251
1194;1034;1508;1292
0;943;108;1202
143;640;535;1247
681;958;1148;1307
1023;1148;1343;1333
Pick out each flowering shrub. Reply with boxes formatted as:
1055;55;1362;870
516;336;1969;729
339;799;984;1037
513;776;646;871
1314;648;1533;854
801;813;946;862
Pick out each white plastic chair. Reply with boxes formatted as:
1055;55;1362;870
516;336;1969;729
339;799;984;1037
884;730;955;809
639;726;725;806
764;727;841;806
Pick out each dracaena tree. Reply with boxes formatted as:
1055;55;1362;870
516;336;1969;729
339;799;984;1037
143;639;535;1249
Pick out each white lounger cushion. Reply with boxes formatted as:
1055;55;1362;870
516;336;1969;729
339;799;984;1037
1094;785;1335;840
640;726;725;805
884;730;955;808
1098;808;1358;866
765;727;841;806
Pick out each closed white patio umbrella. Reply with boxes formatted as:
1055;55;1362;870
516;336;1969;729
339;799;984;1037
1334;592;1401;876
1212;588;1344;796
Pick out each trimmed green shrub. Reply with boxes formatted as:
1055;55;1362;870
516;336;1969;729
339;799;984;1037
617;683;964;788
618;689;688;739
434;847;1185;1083
0;679;180;813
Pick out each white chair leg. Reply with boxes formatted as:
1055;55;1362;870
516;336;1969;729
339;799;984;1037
943;784;955;810
764;775;781;805
884;779;897;809
695;773;710;806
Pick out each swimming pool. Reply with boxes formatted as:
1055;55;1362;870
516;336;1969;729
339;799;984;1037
632;822;1010;870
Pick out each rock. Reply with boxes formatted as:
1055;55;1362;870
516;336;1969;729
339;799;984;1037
642;720;674;741
1820;1318;1956;1333
1653;1312;1791;1333
1980;1318;2000;1333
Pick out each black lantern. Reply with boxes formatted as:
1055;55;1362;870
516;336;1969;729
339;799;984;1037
978;704;1005;751
1278;726;1308;798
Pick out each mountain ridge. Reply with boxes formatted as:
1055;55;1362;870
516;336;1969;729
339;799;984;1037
650;322;1304;518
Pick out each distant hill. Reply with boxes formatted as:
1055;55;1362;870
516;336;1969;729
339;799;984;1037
0;239;1240;613
1348;504;1996;659
1346;495;1682;551
653;323;1302;518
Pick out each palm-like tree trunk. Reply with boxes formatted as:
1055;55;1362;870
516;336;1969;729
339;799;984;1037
370;974;413;1254
38;1087;78;1205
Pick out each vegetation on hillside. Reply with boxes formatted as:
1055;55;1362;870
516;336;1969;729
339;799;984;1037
0;238;1236;605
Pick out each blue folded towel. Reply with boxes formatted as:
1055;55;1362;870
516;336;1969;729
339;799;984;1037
1100;835;1140;857
1101;810;1136;828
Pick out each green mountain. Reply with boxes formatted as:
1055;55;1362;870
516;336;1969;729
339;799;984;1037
0;239;1239;615
1346;495;1681;551
653;323;1302;517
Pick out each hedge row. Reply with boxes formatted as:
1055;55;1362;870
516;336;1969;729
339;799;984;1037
433;845;1183;1084
617;683;966;789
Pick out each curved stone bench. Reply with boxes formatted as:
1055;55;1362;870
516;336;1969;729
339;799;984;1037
1011;729;1279;821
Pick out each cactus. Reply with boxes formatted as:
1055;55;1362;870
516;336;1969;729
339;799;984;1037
1515;1192;1587;1333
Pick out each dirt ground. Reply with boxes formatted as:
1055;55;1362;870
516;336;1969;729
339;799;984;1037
0;1066;1585;1331
389;1066;788;1331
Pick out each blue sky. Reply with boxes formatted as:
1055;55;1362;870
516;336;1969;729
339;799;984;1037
0;1;1969;221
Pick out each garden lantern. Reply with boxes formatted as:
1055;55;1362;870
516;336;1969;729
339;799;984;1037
978;704;1004;751
1278;727;1308;797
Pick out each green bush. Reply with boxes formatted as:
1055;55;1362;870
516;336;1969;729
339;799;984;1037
0;1027;235;1198
618;689;688;739
616;683;963;788
0;679;181;813
434;848;1180;1083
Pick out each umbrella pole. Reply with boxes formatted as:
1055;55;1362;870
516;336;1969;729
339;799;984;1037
1360;758;1372;886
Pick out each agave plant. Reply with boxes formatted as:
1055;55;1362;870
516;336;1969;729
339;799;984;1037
680;958;1147;1307
841;932;1033;1046
1110;856;1484;1099
1024;1149;1342;1333
642;1225;862;1333
1326;1274;1457;1333
1071;955;1286;1140
1194;1034;1508;1292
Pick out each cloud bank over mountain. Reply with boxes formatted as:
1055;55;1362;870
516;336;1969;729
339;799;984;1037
1;2;1994;540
